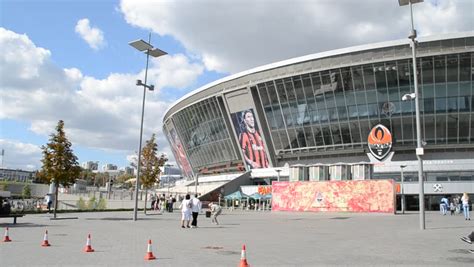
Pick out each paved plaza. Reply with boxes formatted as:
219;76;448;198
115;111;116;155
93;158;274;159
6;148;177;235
1;210;473;266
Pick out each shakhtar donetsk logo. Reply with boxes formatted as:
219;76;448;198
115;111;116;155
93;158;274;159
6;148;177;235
368;124;392;161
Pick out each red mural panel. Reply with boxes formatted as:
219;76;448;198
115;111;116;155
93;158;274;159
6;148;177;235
272;180;395;213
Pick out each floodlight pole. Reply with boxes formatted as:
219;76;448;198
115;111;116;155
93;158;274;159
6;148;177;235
129;33;167;221
399;0;425;229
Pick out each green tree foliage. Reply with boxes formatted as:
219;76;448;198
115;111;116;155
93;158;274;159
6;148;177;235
80;168;96;186
22;185;31;199
40;120;81;218
140;134;167;214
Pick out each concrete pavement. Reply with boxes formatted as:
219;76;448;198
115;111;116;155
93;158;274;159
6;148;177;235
1;210;473;266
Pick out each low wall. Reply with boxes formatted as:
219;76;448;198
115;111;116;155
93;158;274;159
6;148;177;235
272;180;395;213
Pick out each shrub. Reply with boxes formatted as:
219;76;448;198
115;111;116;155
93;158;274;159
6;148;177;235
87;196;97;210
77;197;87;210
22;185;32;199
97;198;107;210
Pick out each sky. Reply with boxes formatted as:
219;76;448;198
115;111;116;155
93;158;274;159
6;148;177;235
0;0;472;171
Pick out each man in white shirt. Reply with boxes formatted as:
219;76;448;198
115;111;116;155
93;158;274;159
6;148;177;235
191;194;202;228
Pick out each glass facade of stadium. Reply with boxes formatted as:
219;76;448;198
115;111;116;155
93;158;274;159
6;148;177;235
163;33;474;210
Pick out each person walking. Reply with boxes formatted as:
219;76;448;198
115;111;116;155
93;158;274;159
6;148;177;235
461;192;470;220
440;196;448;215
44;194;52;213
208;201;222;225
449;201;455;216
191;194;202;228
179;194;192;228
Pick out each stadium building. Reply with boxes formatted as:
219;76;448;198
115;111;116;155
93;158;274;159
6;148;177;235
163;32;474;210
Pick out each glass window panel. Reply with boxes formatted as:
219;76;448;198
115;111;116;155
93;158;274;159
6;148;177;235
276;81;287;103
423;98;435;114
271;131;282;150
446;54;459;83
296;128;307;148
312;126;324;146
374;64;387;89
459;53;471;81
348;105;358;118
436;114;447;144
304;126;315;147
321;126;333;146
398;60;411;87
288;129;298;149
423;115;436;144
352;66;365;91
302;75;314;101
341;68;353;91
311;72;322;95
363;65;376;90
386;62;398;88
459;96;470;112
338;106;348;121
434;56;446;83
267;82;279;105
447;97;458;112
435;84;447;97
458;114;470;142
293;76;306;103
447;115;458;142
285;78;296;101
421;57;434;84
402;117;414;143
436;97;447;112
349;122;361;143
258;84;270;106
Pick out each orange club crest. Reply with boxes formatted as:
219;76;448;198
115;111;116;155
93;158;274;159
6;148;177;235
368;124;392;160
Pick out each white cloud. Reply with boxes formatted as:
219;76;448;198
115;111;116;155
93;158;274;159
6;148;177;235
0;28;203;166
0;139;42;170
120;0;473;74
75;18;106;50
0;27;51;81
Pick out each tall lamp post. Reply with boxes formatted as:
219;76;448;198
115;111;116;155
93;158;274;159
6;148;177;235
129;34;167;221
398;0;425;230
400;165;407;214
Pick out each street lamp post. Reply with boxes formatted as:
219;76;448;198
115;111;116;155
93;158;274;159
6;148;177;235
194;173;199;196
129;34;167;221
400;165;407;214
398;0;425;230
275;169;282;182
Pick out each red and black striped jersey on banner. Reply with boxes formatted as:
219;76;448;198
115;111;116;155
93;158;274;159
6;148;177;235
239;131;269;169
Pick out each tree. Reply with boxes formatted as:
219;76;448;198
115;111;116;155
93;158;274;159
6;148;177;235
116;173;133;188
80;168;96;186
140;134;167;214
22;185;31;199
40;120;81;218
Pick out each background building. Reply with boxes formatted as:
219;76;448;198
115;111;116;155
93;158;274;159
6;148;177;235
163;32;474;209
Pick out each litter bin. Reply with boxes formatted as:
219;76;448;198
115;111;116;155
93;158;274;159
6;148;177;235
205;211;211;218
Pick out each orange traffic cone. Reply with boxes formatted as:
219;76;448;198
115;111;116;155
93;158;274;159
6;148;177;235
3;227;11;242
41;230;51;247
239;244;249;267
144;239;156;260
83;234;94;252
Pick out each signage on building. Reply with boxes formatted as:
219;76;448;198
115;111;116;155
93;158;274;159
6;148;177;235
368;124;393;161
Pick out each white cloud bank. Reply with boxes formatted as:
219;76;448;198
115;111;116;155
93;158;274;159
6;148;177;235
75;18;106;50
0;27;203;170
120;0;473;74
